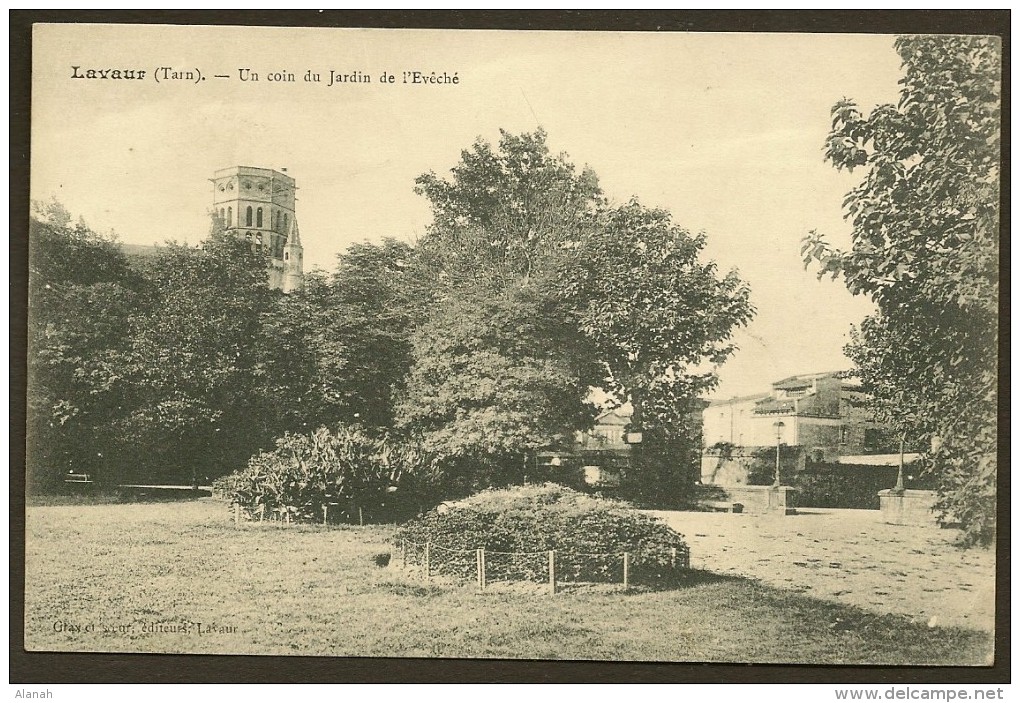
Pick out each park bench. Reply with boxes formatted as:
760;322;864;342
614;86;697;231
705;500;743;513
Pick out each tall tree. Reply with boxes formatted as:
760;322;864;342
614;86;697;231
294;240;425;429
117;232;278;484
402;129;752;499
398;129;604;486
562;200;754;499
802;35;1000;544
26;208;142;489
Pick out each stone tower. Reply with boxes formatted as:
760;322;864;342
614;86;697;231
210;166;304;292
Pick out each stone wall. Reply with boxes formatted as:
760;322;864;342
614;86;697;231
715;484;795;515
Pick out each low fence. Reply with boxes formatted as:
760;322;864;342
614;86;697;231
396;539;690;593
227;504;692;593
230;501;364;525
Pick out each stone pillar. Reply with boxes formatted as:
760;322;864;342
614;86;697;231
878;489;938;526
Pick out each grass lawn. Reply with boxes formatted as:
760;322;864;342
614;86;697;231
24;498;993;664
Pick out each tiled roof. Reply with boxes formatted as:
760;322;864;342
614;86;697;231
594;409;630;425
772;377;813;391
771;370;847;390
752;398;796;415
706;392;770;407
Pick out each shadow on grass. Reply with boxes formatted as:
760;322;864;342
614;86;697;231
619;567;990;662
27;486;211;507
386;563;990;657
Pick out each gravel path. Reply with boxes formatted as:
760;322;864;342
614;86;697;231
646;508;995;632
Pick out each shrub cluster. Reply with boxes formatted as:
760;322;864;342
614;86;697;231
221;425;439;523
393;483;689;585
793;462;936;510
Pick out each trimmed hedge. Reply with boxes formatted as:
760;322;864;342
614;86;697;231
792;463;936;510
393;483;690;584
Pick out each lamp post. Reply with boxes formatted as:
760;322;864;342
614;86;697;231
894;432;906;493
772;421;785;487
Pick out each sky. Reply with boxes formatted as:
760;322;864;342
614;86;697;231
31;25;906;400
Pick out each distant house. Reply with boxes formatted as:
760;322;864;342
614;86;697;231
701;371;907;484
576;409;631;450
573;409;632;487
573;403;707;488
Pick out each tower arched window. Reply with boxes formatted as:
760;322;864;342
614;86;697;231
246;206;253;227
256;207;263;228
283;213;289;231
227;207;232;226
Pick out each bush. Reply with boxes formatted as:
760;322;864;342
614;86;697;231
932;427;997;545
392;483;689;585
221;424;439;523
792;462;936;510
746;445;802;486
210;473;238;501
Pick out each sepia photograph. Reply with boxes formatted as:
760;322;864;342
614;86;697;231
17;15;1004;679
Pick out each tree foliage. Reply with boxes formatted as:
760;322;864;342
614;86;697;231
802;35;1000;544
402;129;753;498
315;239;425;427
397;130;604;486
30;128;754;508
258;241;424;436
27;210;141;489
26;208;431;489
115;232;278;484
561;201;753;500
414;127;603;285
396;283;594;488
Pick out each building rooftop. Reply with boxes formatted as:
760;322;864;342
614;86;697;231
752;398;797;415
706;392;770;407
770;370;847;390
594;409;630;425
212;165;296;185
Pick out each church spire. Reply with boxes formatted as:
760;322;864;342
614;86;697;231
283;212;304;294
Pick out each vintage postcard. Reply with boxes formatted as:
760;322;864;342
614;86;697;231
23;20;1001;671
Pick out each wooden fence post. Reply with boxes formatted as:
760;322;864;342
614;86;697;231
285;511;291;525
424;542;431;578
623;552;631;591
671;547;677;569
401;541;407;569
548;550;557;595
477;549;487;591
359;506;364;526
323;504;328;525
233;503;240;526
